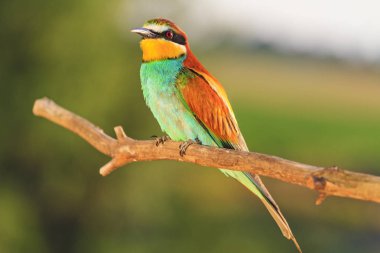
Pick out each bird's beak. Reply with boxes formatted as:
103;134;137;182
131;27;158;38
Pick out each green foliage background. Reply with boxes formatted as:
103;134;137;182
1;1;380;252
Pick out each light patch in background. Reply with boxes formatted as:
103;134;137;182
124;0;380;63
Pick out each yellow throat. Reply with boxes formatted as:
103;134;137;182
140;38;186;62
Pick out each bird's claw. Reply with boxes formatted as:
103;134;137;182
179;138;202;156
152;135;171;146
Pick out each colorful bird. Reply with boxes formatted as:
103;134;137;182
131;18;301;252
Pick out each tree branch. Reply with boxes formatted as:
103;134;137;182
33;97;380;205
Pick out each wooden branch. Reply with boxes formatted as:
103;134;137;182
33;97;380;204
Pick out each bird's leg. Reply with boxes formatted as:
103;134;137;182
151;135;171;146
179;137;202;156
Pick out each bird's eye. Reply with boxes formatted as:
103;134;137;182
165;30;174;39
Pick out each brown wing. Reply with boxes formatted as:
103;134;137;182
179;68;246;148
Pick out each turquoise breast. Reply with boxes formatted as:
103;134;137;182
140;57;214;145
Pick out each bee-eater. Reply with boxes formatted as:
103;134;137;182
131;18;301;252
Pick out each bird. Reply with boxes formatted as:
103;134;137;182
131;18;302;252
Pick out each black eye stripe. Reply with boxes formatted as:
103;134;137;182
146;29;186;45
157;29;186;45
172;33;186;45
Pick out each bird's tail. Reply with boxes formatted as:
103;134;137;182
220;169;302;253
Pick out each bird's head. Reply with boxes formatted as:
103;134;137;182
131;18;188;62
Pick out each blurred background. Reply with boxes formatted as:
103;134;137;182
1;0;380;252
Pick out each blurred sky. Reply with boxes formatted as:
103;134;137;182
126;0;380;63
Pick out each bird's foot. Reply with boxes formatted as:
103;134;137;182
151;135;171;146
179;138;202;156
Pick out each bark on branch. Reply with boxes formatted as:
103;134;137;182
33;97;380;205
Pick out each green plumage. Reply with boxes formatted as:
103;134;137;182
140;57;264;198
140;57;215;144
